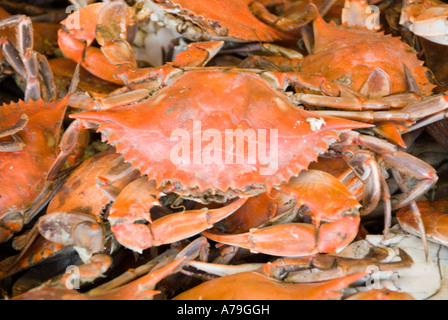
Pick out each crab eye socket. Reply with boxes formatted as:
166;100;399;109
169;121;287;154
210;21;228;37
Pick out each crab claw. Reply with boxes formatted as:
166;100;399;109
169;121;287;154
203;170;361;256
58;1;137;84
108;177;248;252
38;211;105;257
172;41;224;68
202;216;360;257
249;1;318;33
173;270;368;300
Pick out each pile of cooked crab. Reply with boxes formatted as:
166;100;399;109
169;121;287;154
1;0;448;300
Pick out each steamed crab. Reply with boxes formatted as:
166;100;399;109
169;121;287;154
286;4;448;254
46;23;438;259
57;0;315;83
296;0;440;143
299;7;436;112
274;4;448;240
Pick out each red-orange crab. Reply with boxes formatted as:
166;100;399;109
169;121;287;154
53;36;438;257
281;7;445;246
0;15;87;242
0;98;78;243
57;0;317;84
298;12;448;176
301;14;432;88
57;39;371;255
298;8;439;140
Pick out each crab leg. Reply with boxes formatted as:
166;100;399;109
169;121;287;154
295;64;432;115
0;15;32;78
46;119;92;181
12;256;185;300
408;109;448;132
340;145;392;235
352;132;437;209
108;177;248;252
0;15;55;101
90;237;207;296
338;148;383;215
282;248;412;283
90;257;185;300
392;169;428;260
267;70;342;96
188;245;412;283
250;1;318;32
117;41;225;85
336;130;435;245
397;199;448;247
221;42;303;61
112;195;247;250
94;1;135;68
0;227;66;280
0;114;28;151
299;92;422;111
307;94;448;125
172;41;224;67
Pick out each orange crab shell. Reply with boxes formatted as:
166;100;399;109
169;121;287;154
72;68;370;192
300;15;435;95
45;148;137;218
149;0;295;42
173;270;369;300
396;198;448;245
0;98;68;218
